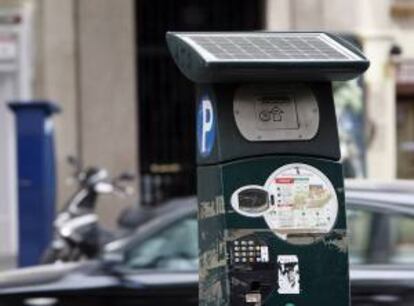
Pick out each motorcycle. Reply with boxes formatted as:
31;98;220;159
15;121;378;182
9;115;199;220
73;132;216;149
42;156;151;263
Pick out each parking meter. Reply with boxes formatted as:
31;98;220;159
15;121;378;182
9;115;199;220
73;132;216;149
167;32;369;306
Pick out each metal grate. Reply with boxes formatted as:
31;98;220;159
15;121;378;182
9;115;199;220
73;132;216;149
136;0;264;205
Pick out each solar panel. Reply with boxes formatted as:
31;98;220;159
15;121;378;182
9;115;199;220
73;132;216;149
166;31;369;82
179;33;360;62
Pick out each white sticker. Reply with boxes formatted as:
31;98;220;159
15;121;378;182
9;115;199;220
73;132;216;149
278;255;300;294
260;246;269;262
263;163;338;241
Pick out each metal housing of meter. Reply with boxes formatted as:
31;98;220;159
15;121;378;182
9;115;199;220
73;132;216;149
167;32;369;306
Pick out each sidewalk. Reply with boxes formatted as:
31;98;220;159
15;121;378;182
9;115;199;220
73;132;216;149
0;255;15;272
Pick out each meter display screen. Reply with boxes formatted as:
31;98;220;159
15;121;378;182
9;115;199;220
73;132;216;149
231;185;271;217
238;188;269;214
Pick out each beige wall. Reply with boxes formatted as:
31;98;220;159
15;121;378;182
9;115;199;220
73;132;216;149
34;0;79;205
35;0;138;228
76;0;138;228
363;35;397;179
266;0;399;179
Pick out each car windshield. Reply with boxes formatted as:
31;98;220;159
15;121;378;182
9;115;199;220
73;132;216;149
124;214;198;270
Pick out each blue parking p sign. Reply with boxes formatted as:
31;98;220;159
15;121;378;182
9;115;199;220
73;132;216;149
197;94;215;157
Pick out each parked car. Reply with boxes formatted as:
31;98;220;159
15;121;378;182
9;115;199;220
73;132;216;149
1;181;414;306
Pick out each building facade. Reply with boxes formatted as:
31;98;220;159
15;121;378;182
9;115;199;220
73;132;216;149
268;0;414;180
1;0;414;268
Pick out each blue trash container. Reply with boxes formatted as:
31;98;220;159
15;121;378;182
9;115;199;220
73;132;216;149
8;101;60;267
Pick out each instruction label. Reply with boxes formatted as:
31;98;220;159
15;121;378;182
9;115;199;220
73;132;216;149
263;163;338;241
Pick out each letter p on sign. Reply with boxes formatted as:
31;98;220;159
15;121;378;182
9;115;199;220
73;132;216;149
197;95;215;157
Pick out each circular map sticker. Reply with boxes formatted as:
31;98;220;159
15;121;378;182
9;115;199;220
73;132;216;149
263;163;338;244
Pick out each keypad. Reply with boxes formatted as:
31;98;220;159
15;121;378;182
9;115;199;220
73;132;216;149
230;239;269;264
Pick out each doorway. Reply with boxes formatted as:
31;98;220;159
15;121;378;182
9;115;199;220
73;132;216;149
136;0;265;204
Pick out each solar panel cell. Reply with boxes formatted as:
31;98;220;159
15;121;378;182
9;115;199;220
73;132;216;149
182;33;354;61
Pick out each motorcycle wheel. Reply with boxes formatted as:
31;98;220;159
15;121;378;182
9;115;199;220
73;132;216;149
40;247;62;264
67;247;85;261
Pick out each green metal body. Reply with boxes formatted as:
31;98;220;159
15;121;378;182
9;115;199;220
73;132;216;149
196;83;348;306
198;156;348;305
